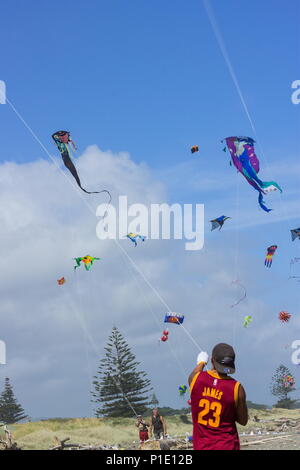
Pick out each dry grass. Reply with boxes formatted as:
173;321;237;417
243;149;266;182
5;408;300;450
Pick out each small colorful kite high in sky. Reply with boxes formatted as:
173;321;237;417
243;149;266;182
164;313;185;325
265;245;277;268
210;216;230;231
243;316;252;328
278;311;291;323
178;385;188;396
126;233;146;247
291;228;300;241
190;145;199;154
57;277;66;285
223;136;282;212
74;256;100;271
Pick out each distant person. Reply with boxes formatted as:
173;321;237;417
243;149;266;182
135;415;150;442
188;343;248;450
149;408;167;439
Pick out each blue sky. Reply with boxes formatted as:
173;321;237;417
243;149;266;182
0;0;300;419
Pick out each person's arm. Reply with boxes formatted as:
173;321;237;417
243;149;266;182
135;420;140;428
188;351;209;386
235;384;248;426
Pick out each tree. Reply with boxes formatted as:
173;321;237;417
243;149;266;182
149;393;159;408
92;326;153;417
270;364;297;408
0;378;28;424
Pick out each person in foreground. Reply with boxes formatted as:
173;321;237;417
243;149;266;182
188;343;248;450
135;415;150;442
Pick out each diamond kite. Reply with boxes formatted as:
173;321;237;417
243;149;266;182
223;137;282;212
265;245;277;268
74;256;100;271
210;216;230;231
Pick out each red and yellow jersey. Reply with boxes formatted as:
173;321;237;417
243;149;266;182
190;370;240;450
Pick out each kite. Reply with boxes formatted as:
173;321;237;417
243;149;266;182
57;277;66;285
243;316;252;328
178;385;188;396
159;329;169;343
126;233;146;247
265;245;277;268
278;311;291;323
291;228;300;241
74;255;100;271
210;216;230;231
223;136;282;212
190;145;199;154
283;375;295;389
164;313;185;325
231;280;247;308
52;130;111;200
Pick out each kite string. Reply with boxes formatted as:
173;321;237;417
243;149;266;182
5;94;203;356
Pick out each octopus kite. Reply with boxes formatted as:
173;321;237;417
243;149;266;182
265;245;277;268
74;256;100;271
223;136;282;212
52;130;111;201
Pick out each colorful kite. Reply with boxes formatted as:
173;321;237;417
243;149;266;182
278;311;291;323
243;316;252;328
265;245;277;268
283;375;295;389
231;280;247;308
57;277;66;285
291;228;300;241
210;215;231;231
74;255;100;271
52;130;111;200
126;233;146;247
164;313;185;324
160;329;169;342
178;385;188;396
190;145;199;154
223;137;282;212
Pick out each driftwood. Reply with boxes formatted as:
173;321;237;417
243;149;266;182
0;425;21;450
49;436;119;451
241;435;293;447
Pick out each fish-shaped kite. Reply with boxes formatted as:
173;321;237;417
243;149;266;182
126;233;146;247
74;255;100;271
265;245;277;268
291;228;300;241
223;137;282;212
210;216;231;231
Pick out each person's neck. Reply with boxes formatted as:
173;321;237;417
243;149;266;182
210;367;228;379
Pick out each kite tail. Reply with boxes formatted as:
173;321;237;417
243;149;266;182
258;193;272;212
261;181;282;193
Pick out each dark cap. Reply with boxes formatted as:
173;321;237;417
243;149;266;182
212;343;235;374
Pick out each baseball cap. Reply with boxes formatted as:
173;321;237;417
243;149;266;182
212;343;235;374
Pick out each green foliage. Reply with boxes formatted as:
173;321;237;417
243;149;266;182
270;364;296;406
274;398;300;410
91;326;153;418
246;400;269;410
0;377;28;424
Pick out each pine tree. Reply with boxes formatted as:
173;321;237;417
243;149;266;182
149;393;159;408
92;326;153;417
0;378;28;424
270;364;297;408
